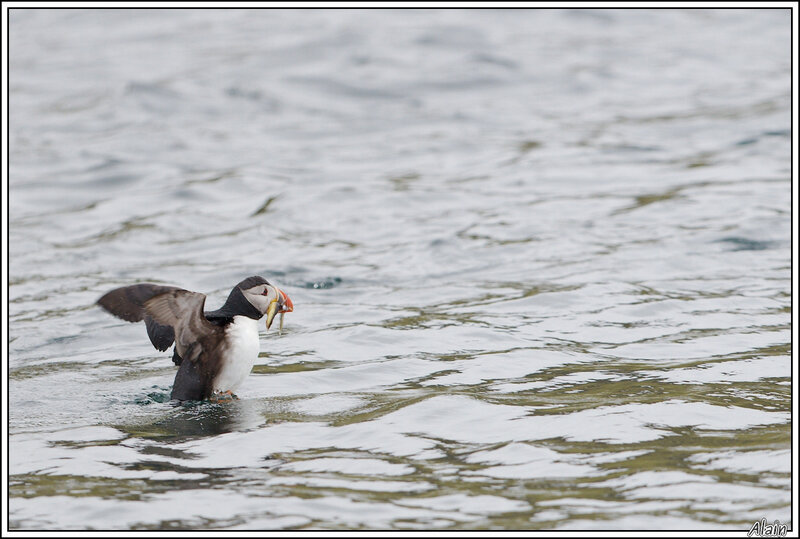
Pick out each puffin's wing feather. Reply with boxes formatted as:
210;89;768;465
143;290;216;364
97;284;181;323
142;289;207;328
144;315;175;352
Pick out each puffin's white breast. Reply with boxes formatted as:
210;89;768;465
213;315;260;393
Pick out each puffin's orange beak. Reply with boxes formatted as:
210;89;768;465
278;288;293;313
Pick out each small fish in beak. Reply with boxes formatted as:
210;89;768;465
266;287;293;334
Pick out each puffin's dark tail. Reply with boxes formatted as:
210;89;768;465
97;284;177;352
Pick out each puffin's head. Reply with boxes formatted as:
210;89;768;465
238;276;294;330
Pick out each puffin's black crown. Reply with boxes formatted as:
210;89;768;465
235;276;270;290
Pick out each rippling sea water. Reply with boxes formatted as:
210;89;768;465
7;8;793;531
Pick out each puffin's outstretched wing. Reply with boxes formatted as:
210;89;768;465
97;284;180;351
97;284;217;361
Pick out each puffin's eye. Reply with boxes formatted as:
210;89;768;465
261;287;270;296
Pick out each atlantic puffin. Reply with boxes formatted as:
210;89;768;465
97;276;293;401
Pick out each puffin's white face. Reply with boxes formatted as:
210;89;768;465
241;283;294;329
241;283;277;314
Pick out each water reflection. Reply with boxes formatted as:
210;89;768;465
121;398;268;442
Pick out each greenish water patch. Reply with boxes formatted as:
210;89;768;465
133;386;173;405
388;172;421;191
251;194;280;216
10;474;157;501
252;359;339;375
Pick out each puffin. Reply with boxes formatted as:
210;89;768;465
96;276;293;401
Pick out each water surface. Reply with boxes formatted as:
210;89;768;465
8;8;792;530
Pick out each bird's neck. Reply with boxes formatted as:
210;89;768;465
217;287;262;320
